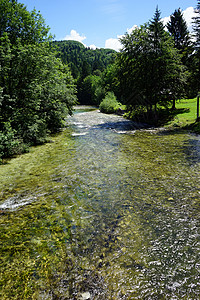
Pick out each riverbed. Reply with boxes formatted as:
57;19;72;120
0;107;200;299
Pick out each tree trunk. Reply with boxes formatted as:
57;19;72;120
197;94;200;122
171;99;176;110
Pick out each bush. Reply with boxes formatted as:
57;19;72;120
0;122;23;160
99;92;121;114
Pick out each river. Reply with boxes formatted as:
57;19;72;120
0;107;200;299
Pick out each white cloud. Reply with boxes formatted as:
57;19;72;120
89;44;98;50
63;29;86;44
105;37;122;51
127;25;138;34
183;7;195;31
105;25;137;51
162;16;170;27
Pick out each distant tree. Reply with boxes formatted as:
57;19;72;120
79;74;104;105
52;40;116;104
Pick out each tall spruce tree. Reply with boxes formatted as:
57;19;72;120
192;1;200;92
149;6;165;52
167;8;190;52
193;1;200;50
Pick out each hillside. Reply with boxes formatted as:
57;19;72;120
51;40;116;79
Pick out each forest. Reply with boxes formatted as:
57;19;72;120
1;0;200;161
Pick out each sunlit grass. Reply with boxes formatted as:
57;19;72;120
169;98;198;127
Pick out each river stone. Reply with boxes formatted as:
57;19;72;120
80;291;91;299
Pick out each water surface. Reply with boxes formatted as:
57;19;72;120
0;108;200;299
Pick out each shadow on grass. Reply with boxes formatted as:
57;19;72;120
130;107;200;135
184;121;200;134
130;108;190;127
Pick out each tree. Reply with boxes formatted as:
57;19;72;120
193;1;200;51
192;1;200;92
167;8;190;52
167;8;192;70
117;8;187;120
0;0;77;159
0;0;51;45
149;6;165;52
79;74;104;105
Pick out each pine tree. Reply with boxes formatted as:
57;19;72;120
192;1;200;92
192;1;200;51
149;6;165;52
167;8;190;52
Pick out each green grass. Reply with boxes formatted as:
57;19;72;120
166;98;200;134
169;98;198;127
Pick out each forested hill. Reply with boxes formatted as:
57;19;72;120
51;40;116;79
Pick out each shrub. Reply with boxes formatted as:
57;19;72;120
99;92;121;114
0;122;22;159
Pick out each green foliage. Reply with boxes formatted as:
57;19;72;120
99;92;121;114
52;40;116;79
167;8;191;52
80;74;105;105
192;1;200;51
51;40;116;104
191;1;200;93
0;122;22;160
0;0;51;45
117;8;187;122
0;0;77;159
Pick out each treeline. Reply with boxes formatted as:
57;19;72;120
0;0;77;161
51;40;116;104
54;5;200;124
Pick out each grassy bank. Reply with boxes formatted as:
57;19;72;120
166;98;200;134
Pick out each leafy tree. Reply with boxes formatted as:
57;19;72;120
1;42;77;145
0;0;51;45
79;74;104;105
0;0;77;159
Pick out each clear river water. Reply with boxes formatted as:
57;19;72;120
0;107;200;299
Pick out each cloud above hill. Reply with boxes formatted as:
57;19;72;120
63;29;86;44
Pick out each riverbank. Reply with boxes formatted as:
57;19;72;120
121;97;200;134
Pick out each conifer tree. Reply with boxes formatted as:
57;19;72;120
167;8;190;52
192;1;200;92
192;1;200;51
149;6;165;52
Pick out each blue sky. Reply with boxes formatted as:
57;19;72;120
20;0;197;50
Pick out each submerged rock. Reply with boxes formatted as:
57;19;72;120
80;291;91;299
